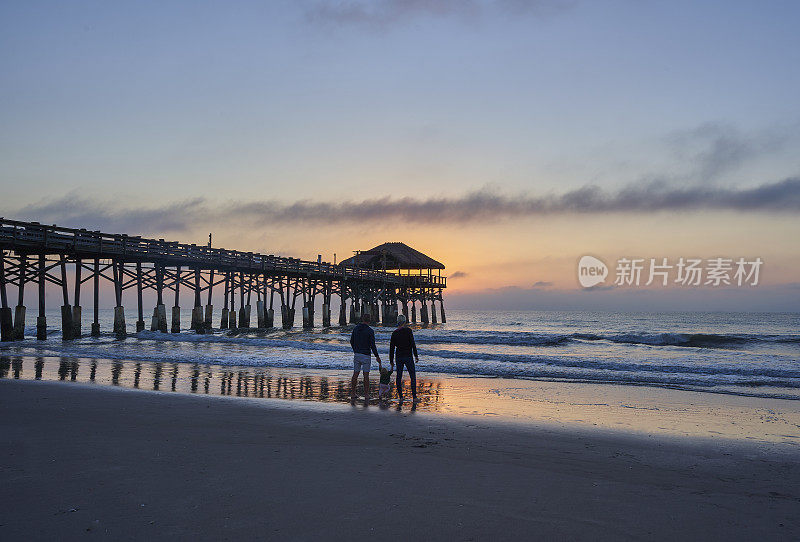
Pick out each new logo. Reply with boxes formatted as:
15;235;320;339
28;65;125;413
578;255;608;288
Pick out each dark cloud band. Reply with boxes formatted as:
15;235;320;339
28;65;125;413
7;177;799;235
303;0;570;26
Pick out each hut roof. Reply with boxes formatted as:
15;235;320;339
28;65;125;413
339;242;444;270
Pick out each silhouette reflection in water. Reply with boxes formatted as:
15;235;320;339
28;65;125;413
0;356;445;411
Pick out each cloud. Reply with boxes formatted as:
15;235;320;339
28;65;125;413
234;177;800;223
303;0;571;26
581;284;615;292
666;122;796;182
531;281;552;288
5;176;799;235
449;271;469;278
306;0;474;25
15;196;206;235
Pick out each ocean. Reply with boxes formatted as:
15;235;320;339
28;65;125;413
1;309;798;400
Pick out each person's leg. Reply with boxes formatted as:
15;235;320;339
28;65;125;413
351;370;359;399
363;371;370;401
395;360;405;398
406;359;417;399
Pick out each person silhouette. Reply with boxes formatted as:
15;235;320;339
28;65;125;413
390;314;418;402
350;313;381;402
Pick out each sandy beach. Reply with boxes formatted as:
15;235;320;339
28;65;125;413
2;376;798;541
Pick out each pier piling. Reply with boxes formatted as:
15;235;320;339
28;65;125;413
322;303;331;327
13;254;26;340
73;258;81;338
72;305;82;337
59;256;73;340
191;306;204;333
172;305;181;334
113;261;126;338
172;266;181;333
205;304;214;331
37;254;46;340
257;300;265;328
281;304;289;329
91;259;100;336
363;304;371;323
0;253;11;342
114;305;126;338
228;292;237;330
191;268;203;333
204;269;214;331
156;304;167;333
153;265;168;333
136;262;145;332
61;304;74;341
220;272;230;329
238;272;248;329
13;305;25;340
0;307;11;342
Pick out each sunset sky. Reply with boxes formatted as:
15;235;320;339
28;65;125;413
2;0;799;310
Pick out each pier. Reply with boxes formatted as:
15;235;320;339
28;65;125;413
0;219;446;341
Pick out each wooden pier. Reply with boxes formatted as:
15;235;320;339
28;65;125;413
0;219;446;341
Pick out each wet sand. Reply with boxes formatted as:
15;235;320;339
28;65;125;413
3;356;800;444
1;378;798;541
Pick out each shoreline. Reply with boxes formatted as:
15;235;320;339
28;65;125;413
2;355;799;449
1;378;798;540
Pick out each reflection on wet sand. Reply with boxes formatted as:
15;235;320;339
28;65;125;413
0;356;444;411
4;355;800;444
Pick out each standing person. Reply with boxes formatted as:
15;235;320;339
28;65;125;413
390;314;419;402
350;313;381;401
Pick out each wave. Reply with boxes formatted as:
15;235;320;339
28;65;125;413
579;332;800;348
398;330;800;349
3;347;799;398
15;323;800;351
3;330;799;388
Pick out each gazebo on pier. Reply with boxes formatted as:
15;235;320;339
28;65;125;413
338;242;446;325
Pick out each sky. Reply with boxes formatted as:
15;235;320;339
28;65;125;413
1;0;799;311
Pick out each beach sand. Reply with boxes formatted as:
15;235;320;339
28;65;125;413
1;377;798;541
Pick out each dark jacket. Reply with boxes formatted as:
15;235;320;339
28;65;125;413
390;326;418;362
350;323;379;357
